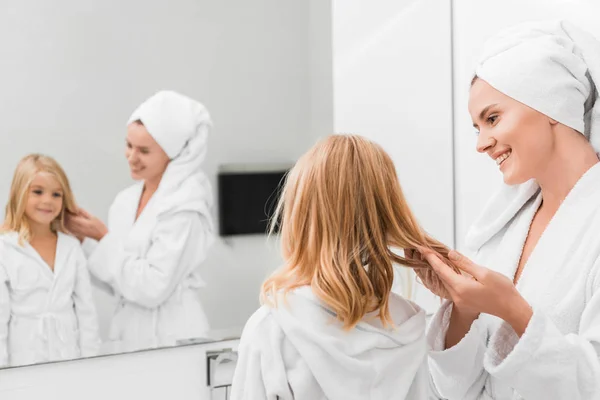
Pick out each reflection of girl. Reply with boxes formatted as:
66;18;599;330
67;91;214;352
232;135;457;399
0;155;100;367
422;21;600;399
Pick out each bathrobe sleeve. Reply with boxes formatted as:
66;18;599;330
72;246;101;357
483;262;600;400
427;301;489;400
81;238;98;259
0;262;9;367
86;211;211;308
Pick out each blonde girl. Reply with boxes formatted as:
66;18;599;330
231;134;456;399
0;154;100;367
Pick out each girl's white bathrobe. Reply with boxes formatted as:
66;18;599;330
231;286;429;400
428;162;600;400
0;232;100;367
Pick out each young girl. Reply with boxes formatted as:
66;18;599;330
0;154;100;367
231;134;457;399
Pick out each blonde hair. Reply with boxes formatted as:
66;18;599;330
2;154;77;244
261;134;459;330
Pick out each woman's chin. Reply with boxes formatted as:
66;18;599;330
502;170;529;186
130;171;143;181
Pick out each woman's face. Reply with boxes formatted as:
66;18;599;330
125;122;170;183
469;78;557;185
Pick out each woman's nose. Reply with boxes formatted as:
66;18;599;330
128;150;138;162
476;132;496;154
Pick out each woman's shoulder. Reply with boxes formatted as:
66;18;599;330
113;182;143;205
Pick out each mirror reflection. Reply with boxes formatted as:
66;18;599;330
66;90;214;354
0;0;333;368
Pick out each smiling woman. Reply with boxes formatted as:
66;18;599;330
425;20;600;400
469;77;593;186
66;91;215;353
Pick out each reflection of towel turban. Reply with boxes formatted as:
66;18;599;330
467;20;600;251
128;90;212;160
128;90;214;222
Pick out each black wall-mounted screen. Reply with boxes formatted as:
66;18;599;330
218;169;287;236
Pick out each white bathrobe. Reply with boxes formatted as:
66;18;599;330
0;232;100;367
83;90;215;352
428;162;600;400
84;181;212;352
428;20;600;400
231;286;429;400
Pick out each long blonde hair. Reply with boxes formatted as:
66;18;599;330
261;134;458;330
3;154;77;244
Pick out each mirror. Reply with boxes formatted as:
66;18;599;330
0;0;333;368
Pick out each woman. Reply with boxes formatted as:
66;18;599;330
417;20;600;400
67;90;214;352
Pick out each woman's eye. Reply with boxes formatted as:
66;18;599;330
487;115;498;124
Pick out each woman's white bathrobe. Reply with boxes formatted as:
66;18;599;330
428;162;600;400
83;91;215;352
231;286;429;400
83;180;213;352
0;232;100;367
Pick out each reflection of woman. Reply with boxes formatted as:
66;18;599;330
67;90;214;352
419;21;600;399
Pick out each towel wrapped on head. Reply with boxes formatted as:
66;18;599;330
466;20;600;251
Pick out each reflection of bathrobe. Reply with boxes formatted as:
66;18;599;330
83;180;212;352
232;286;429;399
0;232;100;367
428;163;600;400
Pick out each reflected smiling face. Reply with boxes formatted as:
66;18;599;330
125;122;170;183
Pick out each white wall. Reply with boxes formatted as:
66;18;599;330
332;0;454;312
452;0;600;251
0;0;333;338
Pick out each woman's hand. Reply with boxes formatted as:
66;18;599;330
65;208;108;242
424;250;533;336
405;248;452;300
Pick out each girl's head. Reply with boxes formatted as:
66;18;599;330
262;134;456;330
4;154;77;242
125;120;170;183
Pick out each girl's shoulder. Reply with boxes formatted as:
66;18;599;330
57;231;81;246
0;230;19;245
239;306;276;348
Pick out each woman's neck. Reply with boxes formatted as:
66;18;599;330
537;133;599;212
143;176;162;197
